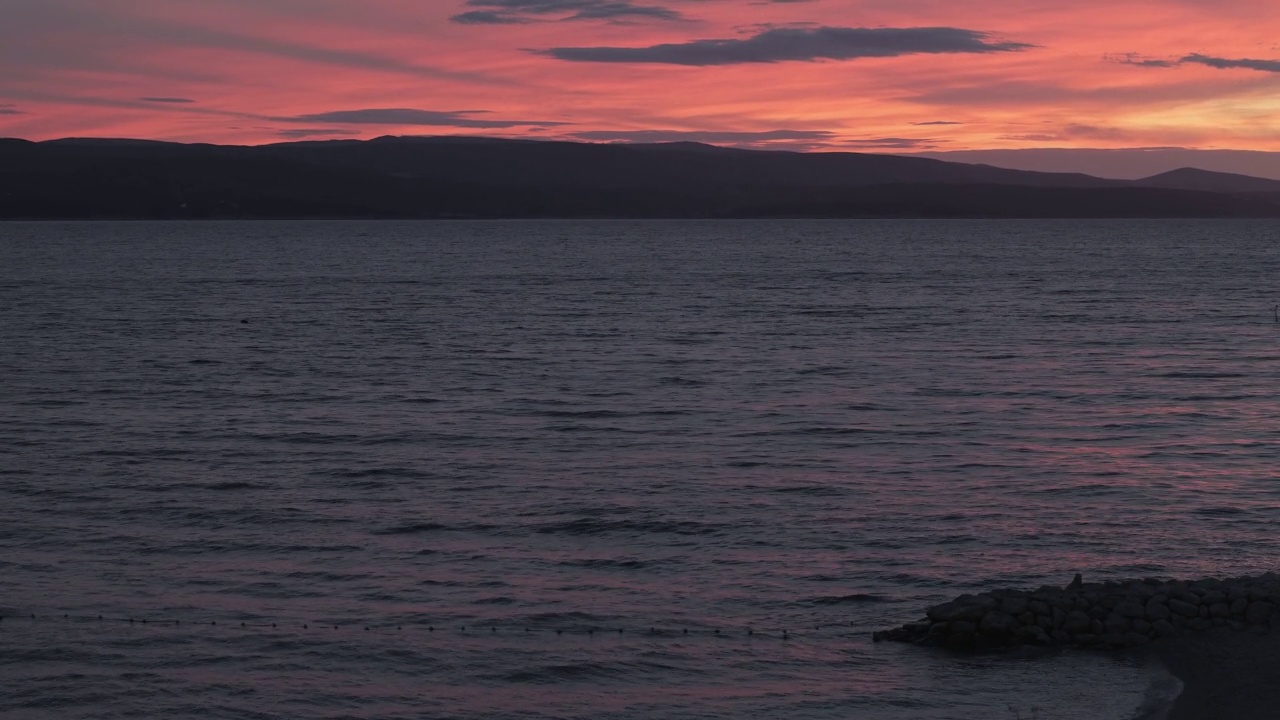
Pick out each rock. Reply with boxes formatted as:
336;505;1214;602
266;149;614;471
1123;631;1151;646
979;612;1018;638
1145;600;1171;621
1246;601;1274;625
1115;601;1146;619
1131;584;1157;600
928;596;995;622
1200;590;1227;605
1016;625;1051;645
1001;597;1029;616
878;573;1280;651
1169;599;1199;618
1062;611;1092;635
1104;613;1130;634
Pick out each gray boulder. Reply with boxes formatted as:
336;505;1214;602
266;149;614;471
1016;625;1051;645
1200;590;1227;605
1000;597;1029;616
928;596;995;622
1104;614;1130;634
1061;611;1092;635
1145;600;1171;621
979;612;1018;638
1246;601;1274;625
1115;601;1146;619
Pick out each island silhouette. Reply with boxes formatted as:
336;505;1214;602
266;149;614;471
3;135;1280;219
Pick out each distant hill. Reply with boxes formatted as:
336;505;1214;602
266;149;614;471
1133;167;1280;193
2;136;1279;219
914;148;1280;182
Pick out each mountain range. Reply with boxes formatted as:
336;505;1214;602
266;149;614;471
3;136;1280;219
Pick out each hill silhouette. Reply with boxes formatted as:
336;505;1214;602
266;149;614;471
1133;167;1280;194
2;136;1279;218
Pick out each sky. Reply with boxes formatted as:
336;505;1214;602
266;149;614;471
2;0;1280;155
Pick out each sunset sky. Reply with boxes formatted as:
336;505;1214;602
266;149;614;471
3;0;1280;153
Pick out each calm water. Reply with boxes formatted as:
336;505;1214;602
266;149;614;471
4;219;1280;719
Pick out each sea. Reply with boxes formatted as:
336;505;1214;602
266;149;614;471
4;218;1280;719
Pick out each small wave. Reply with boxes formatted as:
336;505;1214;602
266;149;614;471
535;409;628;419
204;481;259;491
520;611;609;624
770;485;845;496
373;522;449;535
658;376;707;387
496;664;621;683
534;518;721;537
330;467;435;480
1195;506;1247;516
559;558;649;570
1157;371;1246;379
807;593;888;605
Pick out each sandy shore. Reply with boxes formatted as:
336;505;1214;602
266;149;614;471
1136;627;1280;720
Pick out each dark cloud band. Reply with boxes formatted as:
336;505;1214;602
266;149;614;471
538;26;1033;65
570;129;835;143
452;0;683;24
1117;52;1280;73
283;108;567;129
1180;53;1280;72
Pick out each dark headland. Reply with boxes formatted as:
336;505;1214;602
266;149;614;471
4;136;1280;219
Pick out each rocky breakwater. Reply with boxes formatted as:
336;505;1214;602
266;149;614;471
874;573;1280;650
